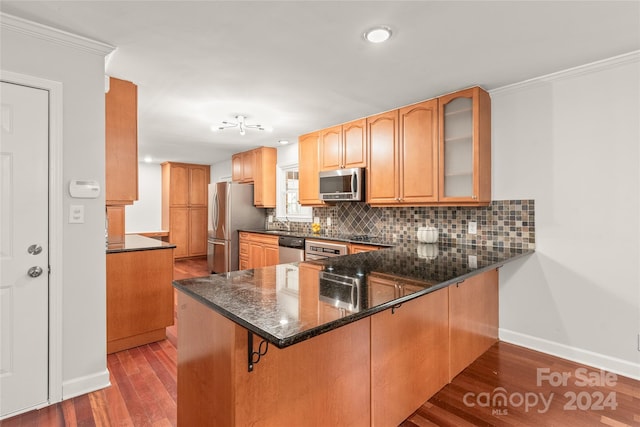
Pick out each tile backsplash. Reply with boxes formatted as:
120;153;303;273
266;199;535;250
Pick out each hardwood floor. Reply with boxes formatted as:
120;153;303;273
4;257;639;426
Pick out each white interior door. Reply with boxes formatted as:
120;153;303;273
0;81;49;417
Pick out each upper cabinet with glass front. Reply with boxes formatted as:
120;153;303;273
438;87;491;205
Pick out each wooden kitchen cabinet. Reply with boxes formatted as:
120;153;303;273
367;99;439;205
371;287;449;427
231;153;243;182
166;162;209;207
231;147;276;207
319;118;367;171
399;99;439;203
107;246;174;353
449;268;498;380
439;86;491;204
252;147;276;208
168;206;207;259
105;77;138;205
298;131;325;206
188;207;208;256
232;150;255;183
303;86;490;207
169;207;189;258
239;232;279;269
162;162;210;259
366;110;399;204
319;125;342;170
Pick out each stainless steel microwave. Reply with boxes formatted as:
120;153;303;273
319;168;364;201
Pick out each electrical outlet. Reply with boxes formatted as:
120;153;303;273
468;255;477;269
268;215;273;223
314;217;320;224
326;217;332;227
468;221;477;235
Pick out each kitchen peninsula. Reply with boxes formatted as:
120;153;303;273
174;243;533;426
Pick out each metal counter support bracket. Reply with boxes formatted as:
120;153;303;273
248;331;269;372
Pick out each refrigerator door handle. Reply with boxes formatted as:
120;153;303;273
223;183;230;239
213;192;219;233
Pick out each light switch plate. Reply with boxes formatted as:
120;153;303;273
268;215;273;223
69;205;84;224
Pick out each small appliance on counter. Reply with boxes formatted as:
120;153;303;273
208;182;266;273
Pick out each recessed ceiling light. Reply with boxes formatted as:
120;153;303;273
143;155;153;163
363;26;392;43
278;140;289;145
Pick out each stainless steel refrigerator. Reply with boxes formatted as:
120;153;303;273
207;181;266;273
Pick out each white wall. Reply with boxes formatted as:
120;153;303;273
125;163;162;232
211;159;232;183
277;142;298;166
1;19;111;397
492;52;640;379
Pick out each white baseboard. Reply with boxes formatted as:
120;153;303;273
499;329;640;381
62;369;111;400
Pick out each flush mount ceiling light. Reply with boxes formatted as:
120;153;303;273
211;115;267;136
363;25;392;43
278;140;289;145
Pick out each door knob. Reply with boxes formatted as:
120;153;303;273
28;244;43;255
28;266;43;278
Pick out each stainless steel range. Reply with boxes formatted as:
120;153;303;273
304;240;349;260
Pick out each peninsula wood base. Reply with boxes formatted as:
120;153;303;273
176;268;498;426
177;292;371;427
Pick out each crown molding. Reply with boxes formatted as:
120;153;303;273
0;12;115;56
490;50;640;95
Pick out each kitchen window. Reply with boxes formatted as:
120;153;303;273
276;164;312;222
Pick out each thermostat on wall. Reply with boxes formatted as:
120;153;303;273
69;180;101;198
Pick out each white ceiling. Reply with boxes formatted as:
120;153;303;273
2;1;639;165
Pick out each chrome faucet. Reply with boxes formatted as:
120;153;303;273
277;217;291;232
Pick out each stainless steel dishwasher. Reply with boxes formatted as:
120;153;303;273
278;235;306;263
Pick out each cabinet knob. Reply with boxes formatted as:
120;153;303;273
472;195;477;199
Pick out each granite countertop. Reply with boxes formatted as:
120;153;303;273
173;243;533;348
240;229;393;246
107;234;176;254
